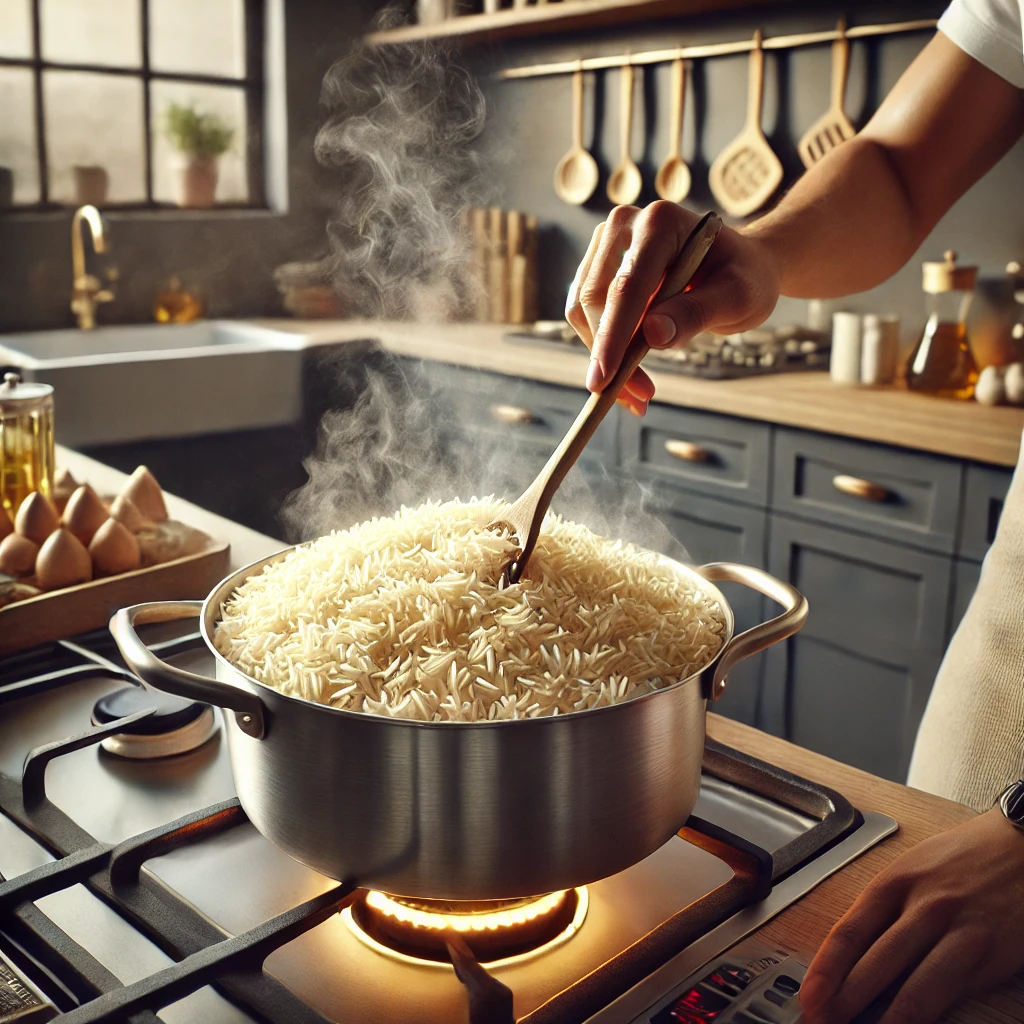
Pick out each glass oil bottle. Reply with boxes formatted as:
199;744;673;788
0;372;55;520
904;250;978;398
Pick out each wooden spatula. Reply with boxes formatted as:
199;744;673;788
798;20;856;169
708;30;783;219
493;213;723;586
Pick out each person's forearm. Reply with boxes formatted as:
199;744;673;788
745;32;1024;302
743;136;923;299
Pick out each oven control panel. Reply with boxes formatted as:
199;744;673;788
638;944;807;1024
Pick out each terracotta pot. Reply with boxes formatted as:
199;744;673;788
172;155;219;209
73;165;109;206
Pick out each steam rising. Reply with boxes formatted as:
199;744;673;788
284;11;688;566
315;7;486;321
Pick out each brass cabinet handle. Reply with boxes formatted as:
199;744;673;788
832;474;889;502
665;439;710;463
491;404;535;425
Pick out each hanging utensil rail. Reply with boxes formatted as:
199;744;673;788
498;18;936;80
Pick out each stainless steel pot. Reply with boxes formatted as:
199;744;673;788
111;553;806;901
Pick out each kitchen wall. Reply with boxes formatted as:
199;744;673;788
470;0;1024;335
0;0;376;333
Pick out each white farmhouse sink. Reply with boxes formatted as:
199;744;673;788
0;321;308;447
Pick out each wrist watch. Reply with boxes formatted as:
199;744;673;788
998;779;1024;835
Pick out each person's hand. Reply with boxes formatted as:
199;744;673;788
800;807;1024;1024
564;202;780;415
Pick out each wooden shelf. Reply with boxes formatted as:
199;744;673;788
366;0;778;46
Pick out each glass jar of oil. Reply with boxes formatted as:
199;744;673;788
904;250;978;398
0;372;55;521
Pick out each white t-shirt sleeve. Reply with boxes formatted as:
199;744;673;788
939;0;1024;87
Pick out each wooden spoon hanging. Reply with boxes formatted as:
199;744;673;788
798;19;856;168
655;58;692;203
708;30;783;218
606;62;642;206
554;66;599;206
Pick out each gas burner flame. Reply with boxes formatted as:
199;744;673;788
344;887;588;968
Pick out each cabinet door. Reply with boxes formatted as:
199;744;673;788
761;515;952;781
949;558;982;638
643;485;769;726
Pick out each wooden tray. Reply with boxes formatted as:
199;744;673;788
0;537;230;655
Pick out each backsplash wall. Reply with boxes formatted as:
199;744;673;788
471;0;1024;337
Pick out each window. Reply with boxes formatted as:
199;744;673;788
0;0;265;211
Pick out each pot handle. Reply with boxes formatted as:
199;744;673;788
110;601;267;739
696;562;808;701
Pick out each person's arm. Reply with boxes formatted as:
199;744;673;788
567;32;1024;411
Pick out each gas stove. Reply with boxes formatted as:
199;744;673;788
0;627;896;1024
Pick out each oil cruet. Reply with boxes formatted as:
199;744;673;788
0;371;55;520
904;250;979;398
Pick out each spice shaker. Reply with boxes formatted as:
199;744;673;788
830;311;862;384
904;250;978;398
861;314;900;385
0;372;55;520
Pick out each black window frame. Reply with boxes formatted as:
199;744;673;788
0;0;265;213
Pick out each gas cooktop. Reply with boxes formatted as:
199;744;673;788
0;629;896;1024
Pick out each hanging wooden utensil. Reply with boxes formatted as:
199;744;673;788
553;65;599;206
655;57;692;203
798;19;856;169
708;30;783;218
606;62;643;206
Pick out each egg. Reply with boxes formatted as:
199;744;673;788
1005;362;1024;406
0;533;39;576
120;466;168;523
52;467;79;511
62;484;108;546
108;494;153;534
0;505;12;542
35;528;92;590
15;491;59;544
89;519;141;576
974;365;1005;406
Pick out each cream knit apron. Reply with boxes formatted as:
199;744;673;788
908;429;1024;811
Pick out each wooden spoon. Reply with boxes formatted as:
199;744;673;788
708;30;783;219
606;63;642;206
494;212;723;585
655;58;692;203
798;19;856;169
553;66;599;206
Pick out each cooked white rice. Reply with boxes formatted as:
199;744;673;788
214;498;725;721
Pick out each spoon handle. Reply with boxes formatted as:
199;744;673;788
572;67;585;151
670;58;685;159
620;63;634;164
504;212;723;583
746;29;765;132
831;19;850;112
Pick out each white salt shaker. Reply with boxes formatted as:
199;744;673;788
830;311;862;384
861;314;900;385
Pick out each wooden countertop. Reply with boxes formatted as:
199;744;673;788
53;445;1024;1020
253;319;1024;468
707;714;1024;1023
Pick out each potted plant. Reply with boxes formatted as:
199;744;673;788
163;103;235;209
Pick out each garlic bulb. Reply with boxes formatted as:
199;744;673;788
89;519;141;576
35;528;92;590
0;533;39;576
109;494;153;534
15;492;59;545
120;466;168;523
62;484;108;546
1004;362;1024;406
974;365;1005;406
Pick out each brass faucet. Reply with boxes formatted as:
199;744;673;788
71;204;114;329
